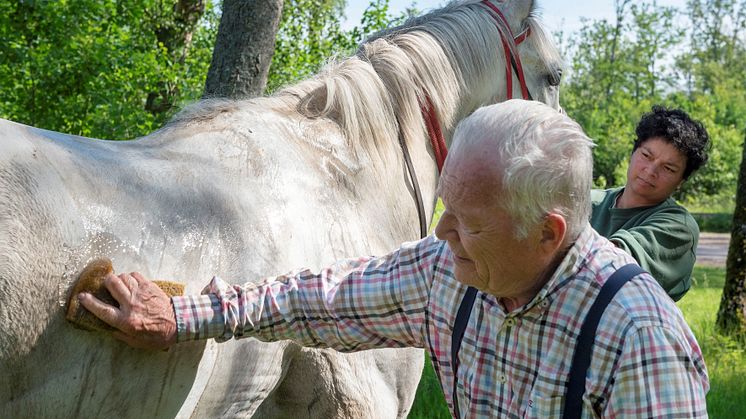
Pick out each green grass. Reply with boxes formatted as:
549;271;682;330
407;265;746;418
678;266;746;418
408;354;450;419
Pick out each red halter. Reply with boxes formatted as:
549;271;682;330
422;0;533;173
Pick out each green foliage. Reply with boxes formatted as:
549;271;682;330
0;0;414;138
0;0;218;139
266;0;413;93
561;0;746;206
561;2;683;188
691;212;733;233
677;266;746;418
266;0;349;93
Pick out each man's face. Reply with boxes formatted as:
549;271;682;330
434;148;545;299
626;137;687;206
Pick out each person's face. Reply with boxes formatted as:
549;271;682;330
626;137;687;206
433;149;546;299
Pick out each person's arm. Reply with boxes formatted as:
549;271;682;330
604;325;709;417
608;208;698;301
80;235;446;351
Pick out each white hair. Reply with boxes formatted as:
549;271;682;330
168;1;561;168
452;100;594;240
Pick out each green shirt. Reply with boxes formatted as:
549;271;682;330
590;187;699;301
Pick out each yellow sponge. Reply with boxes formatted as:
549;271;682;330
65;258;184;332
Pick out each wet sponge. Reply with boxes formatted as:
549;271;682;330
65;258;184;332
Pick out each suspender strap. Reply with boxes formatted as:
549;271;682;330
451;286;478;419
449;264;644;418
562;263;645;419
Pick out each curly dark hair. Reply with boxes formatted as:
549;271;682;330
632;105;711;180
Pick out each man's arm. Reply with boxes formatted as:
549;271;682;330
79;236;445;351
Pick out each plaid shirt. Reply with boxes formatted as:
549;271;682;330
173;225;709;417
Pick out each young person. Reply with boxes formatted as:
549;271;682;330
591;106;710;301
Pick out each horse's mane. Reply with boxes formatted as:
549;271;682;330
168;0;561;167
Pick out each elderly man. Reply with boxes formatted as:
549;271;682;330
79;100;708;417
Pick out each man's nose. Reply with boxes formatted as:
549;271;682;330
644;163;660;178
434;212;455;241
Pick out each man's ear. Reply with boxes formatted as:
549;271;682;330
539;213;567;254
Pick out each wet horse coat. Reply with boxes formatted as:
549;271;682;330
0;0;562;417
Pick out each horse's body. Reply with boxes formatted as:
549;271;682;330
0;1;562;417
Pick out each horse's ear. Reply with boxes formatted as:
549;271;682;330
511;0;534;19
299;85;331;119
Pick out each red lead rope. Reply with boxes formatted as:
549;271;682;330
481;0;532;100
420;0;532;174
423;96;448;172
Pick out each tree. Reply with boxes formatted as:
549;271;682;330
0;0;218;139
717;131;746;337
265;0;348;92
603;0;632;99
0;0;410;138
145;0;208;114
672;0;746;203
561;1;681;188
266;0;411;93
559;0;744;207
706;0;746;336
204;0;284;98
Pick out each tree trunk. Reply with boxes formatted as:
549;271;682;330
716;133;746;337
203;0;283;99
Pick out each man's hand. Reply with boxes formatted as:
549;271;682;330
78;271;177;350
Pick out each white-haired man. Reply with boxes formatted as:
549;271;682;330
80;100;709;417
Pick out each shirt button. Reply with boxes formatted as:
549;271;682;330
505;318;516;327
498;373;507;383
540;299;550;308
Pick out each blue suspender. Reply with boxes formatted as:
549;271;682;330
450;263;644;419
451;286;478;419
562;263;644;418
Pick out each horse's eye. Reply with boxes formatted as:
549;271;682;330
547;69;562;87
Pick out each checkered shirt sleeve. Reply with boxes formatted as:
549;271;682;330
172;235;446;349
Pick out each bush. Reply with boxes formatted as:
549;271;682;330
692;213;733;233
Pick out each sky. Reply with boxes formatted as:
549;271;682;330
343;0;689;35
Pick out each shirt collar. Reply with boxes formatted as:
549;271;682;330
513;223;596;314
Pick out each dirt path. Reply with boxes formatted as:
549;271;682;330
696;232;730;268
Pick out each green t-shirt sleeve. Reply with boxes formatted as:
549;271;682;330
607;207;698;301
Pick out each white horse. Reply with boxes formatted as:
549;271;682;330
0;0;562;417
